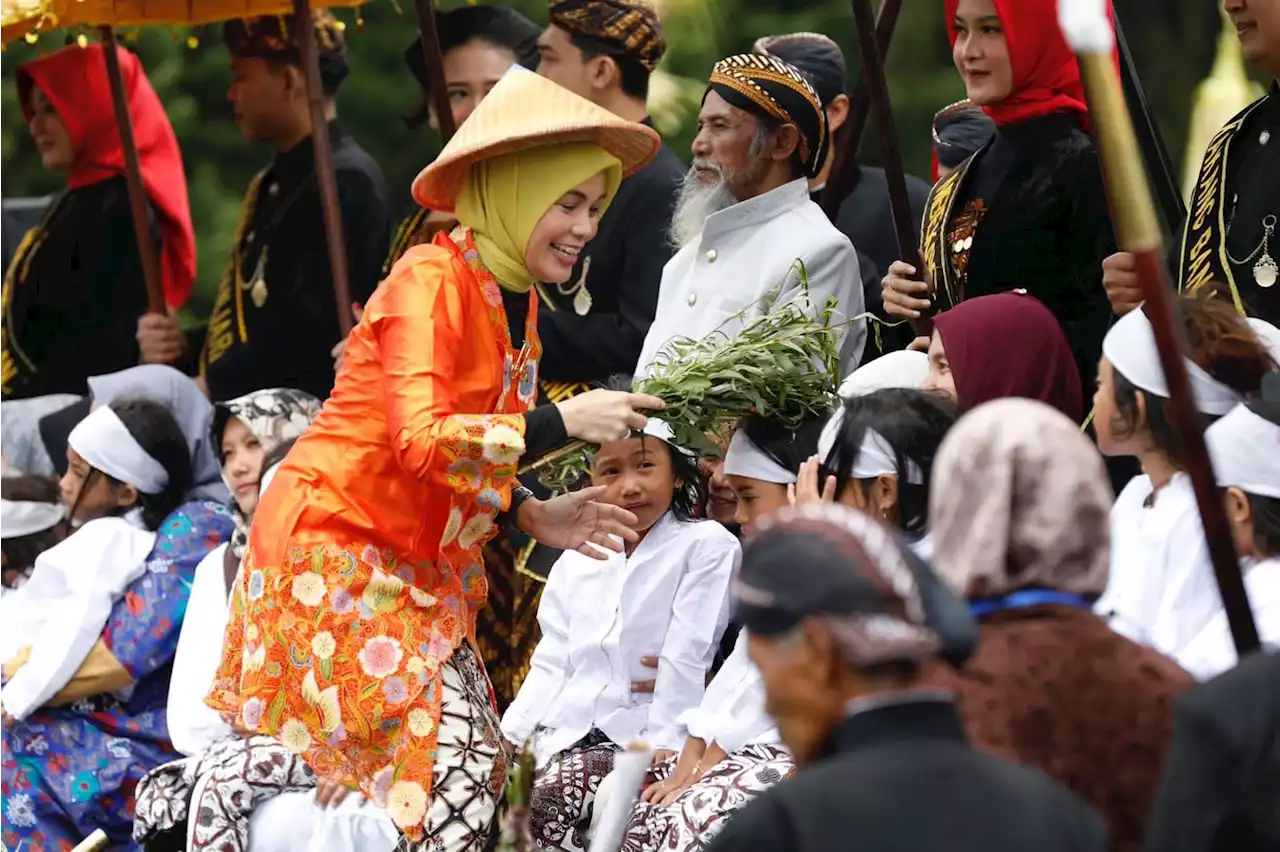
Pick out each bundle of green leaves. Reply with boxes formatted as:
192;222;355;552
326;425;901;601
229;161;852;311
526;267;844;493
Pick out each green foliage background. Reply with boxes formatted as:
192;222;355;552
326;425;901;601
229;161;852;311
0;0;1245;320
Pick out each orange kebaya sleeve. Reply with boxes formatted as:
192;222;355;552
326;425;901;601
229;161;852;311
367;253;528;500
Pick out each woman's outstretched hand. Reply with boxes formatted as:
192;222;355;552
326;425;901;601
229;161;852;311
517;485;639;558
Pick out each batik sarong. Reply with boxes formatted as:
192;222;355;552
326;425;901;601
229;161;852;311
619;744;793;852
530;730;621;852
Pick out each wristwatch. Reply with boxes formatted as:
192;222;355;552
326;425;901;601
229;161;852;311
500;485;536;532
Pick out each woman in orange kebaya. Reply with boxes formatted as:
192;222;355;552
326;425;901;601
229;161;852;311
206;67;664;850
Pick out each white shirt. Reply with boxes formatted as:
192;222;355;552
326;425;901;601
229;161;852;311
168;542;236;756
501;513;739;767
1177;557;1280;680
678;631;782;754
635;179;864;380
1097;473;1222;657
0;513;156;720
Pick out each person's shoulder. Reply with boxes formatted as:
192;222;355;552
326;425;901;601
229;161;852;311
704;782;798;852
1178;650;1280;727
333;137;390;190
679;518;742;552
625;145;684;198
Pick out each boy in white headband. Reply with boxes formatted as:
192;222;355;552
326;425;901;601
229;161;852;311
1092;298;1277;657
0;400;192;723
1176;402;1280;679
503;418;739;851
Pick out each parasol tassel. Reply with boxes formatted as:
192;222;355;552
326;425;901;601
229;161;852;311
1059;0;1260;657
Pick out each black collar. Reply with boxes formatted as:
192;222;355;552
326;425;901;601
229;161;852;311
271;120;348;188
994;110;1086;143
826;695;967;758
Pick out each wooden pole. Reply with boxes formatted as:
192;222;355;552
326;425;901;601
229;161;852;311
415;0;456;142
820;0;902;221
99;30;165;315
290;0;354;337
1065;7;1259;655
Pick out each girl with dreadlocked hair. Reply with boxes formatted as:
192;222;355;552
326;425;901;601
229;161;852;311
1;474;68;590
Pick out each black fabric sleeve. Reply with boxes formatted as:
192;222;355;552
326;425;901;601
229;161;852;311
521;403;569;462
336;166;393;306
16;183;148;398
535;172;676;382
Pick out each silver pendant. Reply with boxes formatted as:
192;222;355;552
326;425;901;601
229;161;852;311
251;276;269;307
1255;253;1278;288
573;285;593;316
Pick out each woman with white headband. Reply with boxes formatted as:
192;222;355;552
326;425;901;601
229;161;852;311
1093;297;1278;658
804;388;957;561
1175;401;1280;679
593;413;828;852
0;399;192;725
502;419;739;851
1;474;67;590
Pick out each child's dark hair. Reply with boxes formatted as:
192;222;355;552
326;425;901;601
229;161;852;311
83;399;193;531
820;389;958;538
737;407;833;477
1109;296;1277;463
1;474;68;581
598;375;707;521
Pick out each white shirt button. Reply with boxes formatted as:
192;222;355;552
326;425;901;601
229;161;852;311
268;183;279;196
686;291;697;307
705;249;717;262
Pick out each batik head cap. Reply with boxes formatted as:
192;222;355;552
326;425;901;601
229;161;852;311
223;10;349;92
412;64;661;210
706;53;828;180
1206;402;1280;500
751;32;847;108
548;0;666;73
736;502;977;668
1102;307;1246;416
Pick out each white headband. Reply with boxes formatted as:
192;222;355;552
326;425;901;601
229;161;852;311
838;350;928;399
1102;308;1245;416
68;407;170;495
817;409;924;485
1;499;65;538
723;429;796;485
1206;404;1280;499
1247;317;1280;366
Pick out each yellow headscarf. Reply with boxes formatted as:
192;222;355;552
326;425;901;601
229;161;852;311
455;141;623;293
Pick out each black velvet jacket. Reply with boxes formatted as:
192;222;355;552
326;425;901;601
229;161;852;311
2;176;151;400
932;112;1117;388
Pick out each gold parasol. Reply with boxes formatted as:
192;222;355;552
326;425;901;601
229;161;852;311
49;0;362;30
1;0;56;43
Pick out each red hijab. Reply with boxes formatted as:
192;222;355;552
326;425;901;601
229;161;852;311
19;44;196;309
944;0;1109;129
933;291;1083;421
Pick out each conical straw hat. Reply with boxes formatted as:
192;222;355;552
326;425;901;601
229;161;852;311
412;66;663;211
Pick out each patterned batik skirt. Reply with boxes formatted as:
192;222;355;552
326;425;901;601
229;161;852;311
393;643;508;851
530;730;621;852
618;744;794;852
132;735;316;852
475;533;546;714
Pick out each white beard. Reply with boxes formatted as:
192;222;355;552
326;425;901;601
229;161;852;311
668;164;739;251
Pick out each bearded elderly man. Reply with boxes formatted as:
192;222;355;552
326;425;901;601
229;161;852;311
634;54;864;379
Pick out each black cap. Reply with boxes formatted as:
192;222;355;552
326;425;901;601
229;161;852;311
736;504;977;668
932;100;996;169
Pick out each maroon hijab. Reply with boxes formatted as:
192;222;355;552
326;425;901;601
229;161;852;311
933;292;1083;421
